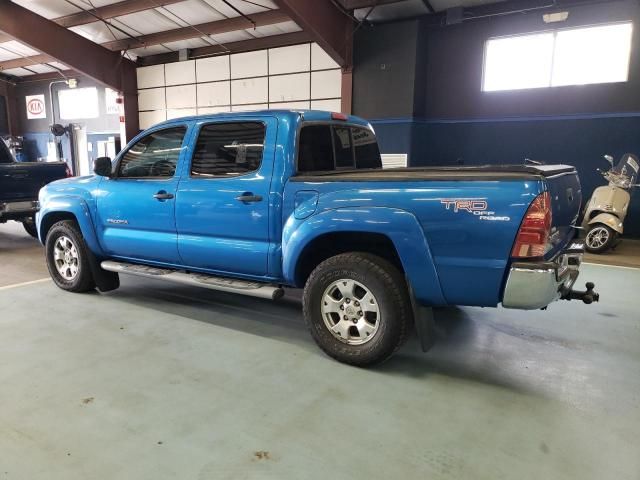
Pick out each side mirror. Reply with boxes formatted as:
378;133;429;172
93;156;113;177
604;154;614;165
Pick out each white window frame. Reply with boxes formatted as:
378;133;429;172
481;21;634;92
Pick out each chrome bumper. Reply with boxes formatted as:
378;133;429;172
0;200;40;215
502;241;584;310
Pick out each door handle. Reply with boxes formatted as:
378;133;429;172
153;191;174;200
235;193;263;203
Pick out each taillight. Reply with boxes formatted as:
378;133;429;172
65;164;72;177
511;191;552;258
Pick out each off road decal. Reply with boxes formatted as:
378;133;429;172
440;198;510;221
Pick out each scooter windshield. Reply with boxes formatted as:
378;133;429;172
612;153;639;187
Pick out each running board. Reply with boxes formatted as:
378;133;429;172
100;260;284;300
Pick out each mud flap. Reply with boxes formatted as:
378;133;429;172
407;280;437;352
86;249;120;292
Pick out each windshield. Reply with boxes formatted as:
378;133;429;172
611;153;639;187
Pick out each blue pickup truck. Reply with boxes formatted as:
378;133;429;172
36;110;598;366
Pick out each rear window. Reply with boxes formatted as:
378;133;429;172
298;124;381;173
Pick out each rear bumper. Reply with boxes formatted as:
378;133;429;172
0;200;40;221
502;241;585;310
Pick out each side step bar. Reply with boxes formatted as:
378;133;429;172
101;260;284;300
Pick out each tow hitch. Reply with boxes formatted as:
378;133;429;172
561;282;599;304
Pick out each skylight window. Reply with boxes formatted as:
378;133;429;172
482;22;633;92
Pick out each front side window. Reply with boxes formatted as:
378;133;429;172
191;122;265;177
483;22;633;92
117;127;186;178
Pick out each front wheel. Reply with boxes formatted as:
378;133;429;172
22;216;38;238
585;223;617;254
303;253;413;367
45;220;96;292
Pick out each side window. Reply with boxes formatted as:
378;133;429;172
298;125;333;172
117;127;186;178
352;127;382;169
333;127;354;168
191;122;265;177
297;123;382;173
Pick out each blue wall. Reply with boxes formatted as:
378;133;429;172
356;0;640;237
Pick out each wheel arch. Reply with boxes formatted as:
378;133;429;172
282;207;446;306
38;197;104;256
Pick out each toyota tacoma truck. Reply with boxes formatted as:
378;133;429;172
1;138;69;237
36;110;598;366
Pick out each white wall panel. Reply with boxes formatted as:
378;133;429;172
311;69;341;99
198;106;231;115
138;87;165;111
269;101;310;110
232;104;268;112
165;59;196;85
139;110;166;130
269;44;310;74
166;108;197;120
166;84;197;109
197;82;230;107
311;99;342;112
137;43;342;127
231;77;268;105
311;43;340;70
231;50;268;79
196;55;230;82
137;64;165;89
269;73;310;102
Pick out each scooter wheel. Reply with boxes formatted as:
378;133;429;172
585;223;617;254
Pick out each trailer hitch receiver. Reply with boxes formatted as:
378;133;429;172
561;282;599;304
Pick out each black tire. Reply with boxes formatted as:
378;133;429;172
303;252;413;367
585;223;617;254
22;216;38;238
45;220;96;292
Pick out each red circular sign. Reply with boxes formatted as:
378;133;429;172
27;98;44;115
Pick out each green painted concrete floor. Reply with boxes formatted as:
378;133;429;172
1;222;639;479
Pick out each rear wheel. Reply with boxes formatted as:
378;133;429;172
585;223;617;254
45;220;96;292
303;252;412;367
22;216;38;238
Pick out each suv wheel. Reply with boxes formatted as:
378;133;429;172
45;220;96;292
303;252;412;367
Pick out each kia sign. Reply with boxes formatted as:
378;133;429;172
26;94;46;120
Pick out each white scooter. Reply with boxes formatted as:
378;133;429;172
582;153;639;253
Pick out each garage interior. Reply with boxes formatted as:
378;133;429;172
1;0;640;479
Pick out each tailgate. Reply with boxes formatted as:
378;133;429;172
544;168;582;254
0;162;68;202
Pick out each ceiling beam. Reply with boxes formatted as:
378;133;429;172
137;31;313;66
55;0;185;28
102;10;291;51
0;0;136;91
8;69;80;83
338;0;405;9
0;54;55;71
273;0;353;67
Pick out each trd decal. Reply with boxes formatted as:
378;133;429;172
440;199;488;213
440;198;510;221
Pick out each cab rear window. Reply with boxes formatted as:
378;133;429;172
297;124;382;173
